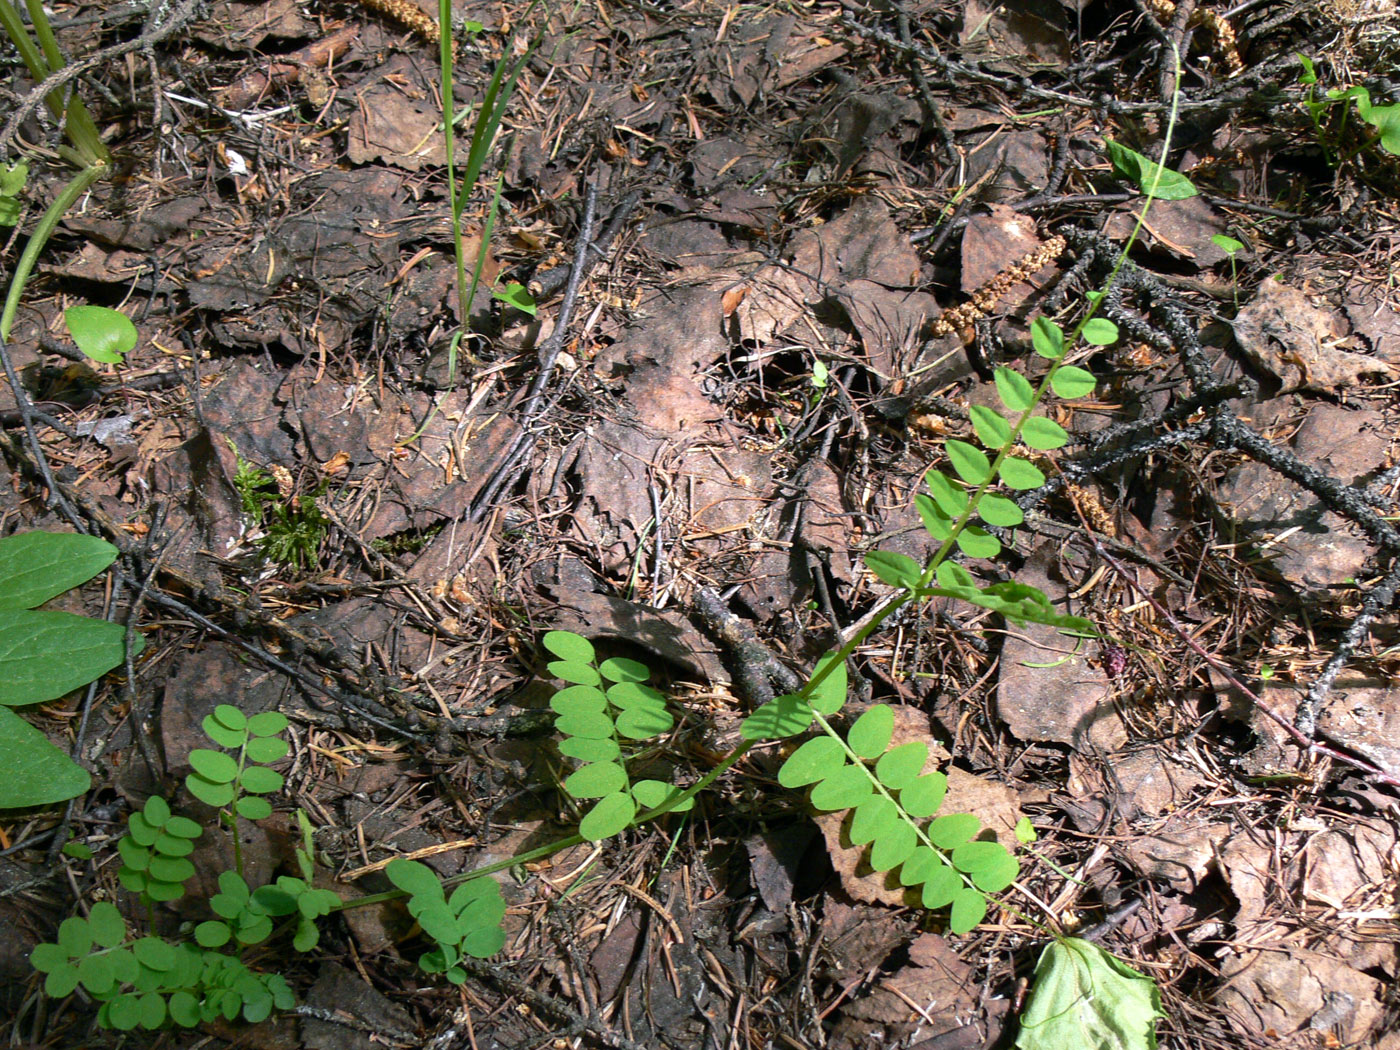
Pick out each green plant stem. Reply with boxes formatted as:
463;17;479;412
0;0;108;166
0;161;105;343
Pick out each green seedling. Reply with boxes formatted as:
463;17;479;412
1297;54;1400;164
1103;139;1198;200
64;304;139;364
0;531;139;809
1211;233;1244;308
187;705;290;875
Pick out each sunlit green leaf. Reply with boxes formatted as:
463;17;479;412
1015;938;1166;1050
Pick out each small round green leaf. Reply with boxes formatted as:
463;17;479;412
1080;318;1118;346
132;936;176;970
236;796;274;820
64;305;138;364
45;963;81;998
631;779;695;813
386;858;442;898
78;952;116;995
809;764;873;811
542;630;595;664
926;470;968;516
899;771;947;818
945;439;991;484
238;765;284;795
105;992;142;1030
558;736;620;761
993;367;1035;412
212;705;248;731
246;711;288;737
1020;416;1069;451
808;651;848;716
202;717;246;748
564;761;627;799
550;684;607;715
164;816;202;840
144;878;186;903
928;813;981;849
462;924;506;958
616;706;673;739
899;846;937;887
778;736;846;788
598;657;649;683
169;990;201;1027
148;856;194;884
865;550;921;589
1050;365;1096;399
948;888;988;934
187;749;238;784
869;822;918;871
88;901;126;948
138;990;166;1029
153;831;194;857
915;494;953;541
195;921;232;948
1015;816;1037;844
875;741;928;790
969;405;1012;449
57;916;93;957
741;694;814;740
998;456;1046;490
30;942;69;972
848;795;898;846
555;710;615;739
579;791;636;841
143;795;172;826
921;858;960;908
846;704;894;759
956;527;1001;560
978;494;1023;528
1032;317;1065;360
245;736;288;763
548;660;601;686
606;681;666;709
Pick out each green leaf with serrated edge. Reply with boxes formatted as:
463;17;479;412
741;694;814;739
238;765;283;795
607;681;666;708
866;550;921;589
1031;317;1065;361
1103;139;1198;200
187;749;238;783
969;405;1012;449
164;816;201;840
928;813;980;848
387;858;442;898
617;706;673;739
236;796;273;820
1014;938;1165;1050
1081;318;1118;346
0;706;91;806
999;456;1046;490
956;527;1001;560
0;609;141;706
631;779;695;812
547;660;601;686
849;796;899;846
559;736;620;761
246;711;288;737
580;791;636;841
979;493;1024;528
926;470;968;516
554;710;615;738
565;761;627;799
202;718;245;748
870;822;918;871
945;439;991;484
915;494;953;541
921;859;960;908
809;651;847;715
899;846;937;887
994;366;1035;413
0;533;117;610
810;764;873;811
899;771;947;818
875;741;928;790
543;630;595;664
779;736;846;788
1051;365;1097;399
551;685;607;714
847;704;894;758
949;888;988;934
598;657;649;683
1020;416;1068;451
244;736;288;763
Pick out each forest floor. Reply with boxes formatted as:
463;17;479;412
3;1;1400;1048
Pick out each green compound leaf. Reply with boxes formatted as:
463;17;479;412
969;405;1012;449
559;736;621;761
598;657;649;683
779;736;846;788
999;456;1046;490
949;888;989;934
809;764;873;811
238;765;284;795
1051;365;1097;399
1020;416;1069;451
849;796;899;846
616;705;674;740
246;711;289;737
874;741;928;790
1015;938;1165;1050
926;470;968;517
1080;318;1118;346
564;761;627;799
915;494;953;541
542;630;595;664
956;527;1001;560
866;550;922;589
847;705;894;759
945;439;991;485
547;660;601;686
0;609;140;706
0;532;117;610
0;706;91;807
994;366;1035;413
898;771;947;818
631;779;695;813
741;694;814;740
927;813;981;849
187;749;238;784
1031;317;1065;360
579;791;636;841
88;901;125;948
978;493;1024;528
952;840;1021;892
